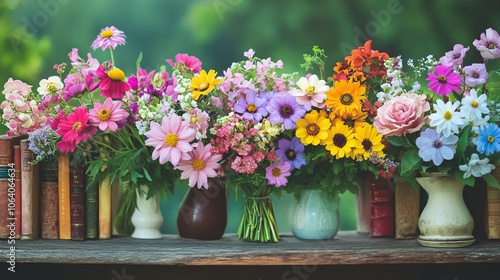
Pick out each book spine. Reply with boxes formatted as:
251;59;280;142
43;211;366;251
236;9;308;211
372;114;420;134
20;139;39;240
99;174;111;239
85;171;98;239
369;175;394;237
394;177;420;239
58;153;71;240
13;145;22;239
39;159;59;239
486;164;500;239
0;137;13;239
70;163;85;241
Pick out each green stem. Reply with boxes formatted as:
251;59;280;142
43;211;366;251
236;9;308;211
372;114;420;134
110;49;115;66
237;195;279;242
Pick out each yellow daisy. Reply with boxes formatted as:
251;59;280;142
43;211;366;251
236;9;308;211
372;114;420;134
325;80;366;119
190;69;221;100
353;124;385;160
328;110;368;130
295;110;331;146
324;119;356;159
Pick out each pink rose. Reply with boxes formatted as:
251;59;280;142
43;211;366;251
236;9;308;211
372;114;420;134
373;93;430;136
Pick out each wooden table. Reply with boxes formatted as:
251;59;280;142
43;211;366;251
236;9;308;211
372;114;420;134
1;231;499;279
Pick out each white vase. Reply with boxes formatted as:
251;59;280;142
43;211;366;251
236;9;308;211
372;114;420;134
131;184;163;239
416;173;474;248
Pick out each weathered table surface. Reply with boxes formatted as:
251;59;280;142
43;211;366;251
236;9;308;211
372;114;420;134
2;231;499;266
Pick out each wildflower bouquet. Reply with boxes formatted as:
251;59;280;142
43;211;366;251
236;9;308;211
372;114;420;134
0;26;225;233
211;49;298;242
373;27;500;189
284;42;398;205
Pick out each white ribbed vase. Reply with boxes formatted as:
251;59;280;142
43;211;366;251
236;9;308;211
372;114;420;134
131;185;163;239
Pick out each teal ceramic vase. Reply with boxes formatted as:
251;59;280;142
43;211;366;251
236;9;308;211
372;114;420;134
291;189;340;240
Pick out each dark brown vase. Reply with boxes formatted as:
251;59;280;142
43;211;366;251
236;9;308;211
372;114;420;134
177;179;227;240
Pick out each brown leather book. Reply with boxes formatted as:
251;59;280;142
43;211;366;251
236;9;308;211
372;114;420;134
0;135;15;239
70;163;85;241
369;175;394;237
20;139;40;240
13;145;22;239
39;159;59;239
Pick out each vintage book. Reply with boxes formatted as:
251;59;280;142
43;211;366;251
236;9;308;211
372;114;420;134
39;159;59;239
111;180;125;236
486;164;500;239
20;139;40;240
369;175;394;237
13;145;22;239
85;171;98;239
58;153;71;240
70;163;85;241
394;176;420;239
99;174;111;239
0;135;15;239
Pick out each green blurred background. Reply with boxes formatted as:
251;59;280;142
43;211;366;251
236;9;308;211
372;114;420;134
1;0;499;234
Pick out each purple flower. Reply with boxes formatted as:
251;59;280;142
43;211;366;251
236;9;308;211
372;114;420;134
439;44;469;68
266;93;306;129
265;159;291;187
416;128;458;166
276;137;306;169
91;26;126;51
233;91;268;122
463;63;488;87
473;28;500;60
426;65;461;96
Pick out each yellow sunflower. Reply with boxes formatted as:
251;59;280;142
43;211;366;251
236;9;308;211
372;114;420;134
190;69;221;100
325;80;366;119
324;119;356;159
353;124;385;160
328;110;368;131
295;110;331;146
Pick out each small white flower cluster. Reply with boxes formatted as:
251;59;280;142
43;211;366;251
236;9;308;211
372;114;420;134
135;96;175;135
407;55;439;77
376;56;405;102
173;69;197;110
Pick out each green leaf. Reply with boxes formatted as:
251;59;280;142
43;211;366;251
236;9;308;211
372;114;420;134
456;125;471;159
453;170;475;187
486;70;500;102
483;173;500;189
386;136;406;147
400;150;421;175
136;52;143;72
143;167;152;181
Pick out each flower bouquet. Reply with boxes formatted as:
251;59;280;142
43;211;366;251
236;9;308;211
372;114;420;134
374;27;500;188
0;26;225;236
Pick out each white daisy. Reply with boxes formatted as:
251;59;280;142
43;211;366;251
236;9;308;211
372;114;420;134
459;153;495;178
37;76;64;96
460;88;489;122
429;99;466;137
291;74;329;110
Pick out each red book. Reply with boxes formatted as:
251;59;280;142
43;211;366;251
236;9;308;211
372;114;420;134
70;163;85;241
369;175;394;237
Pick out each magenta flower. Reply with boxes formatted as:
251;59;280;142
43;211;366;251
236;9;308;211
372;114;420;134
473;28;500;60
91;26;126;51
415;128;458;166
266;93;306;129
265;159;291;187
55;107;97;153
439;44;469;68
89;98;129;132
166;53;202;73
95;65;131;99
463;63;488;87
177;142;222;189
427;65;461;96
233;91;268;122
144;114;196;166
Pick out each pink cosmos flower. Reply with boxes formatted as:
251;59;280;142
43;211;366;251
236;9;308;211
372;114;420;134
463;63;488;87
439;44;469;68
373;93;430;137
144;114;196;166
265;159;291;187
177;142;222;189
89;98;129;132
473;28;500;60
166;53;202;73
55;107;97;153
426;65;461;96
90;26;126;51
95;65;131;99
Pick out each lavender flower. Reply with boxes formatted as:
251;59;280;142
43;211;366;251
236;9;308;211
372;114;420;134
463;63;488;87
233;91;268;122
266;93;306;129
416;128;458;166
439;44;469;68
28;125;60;163
276;137;306;169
